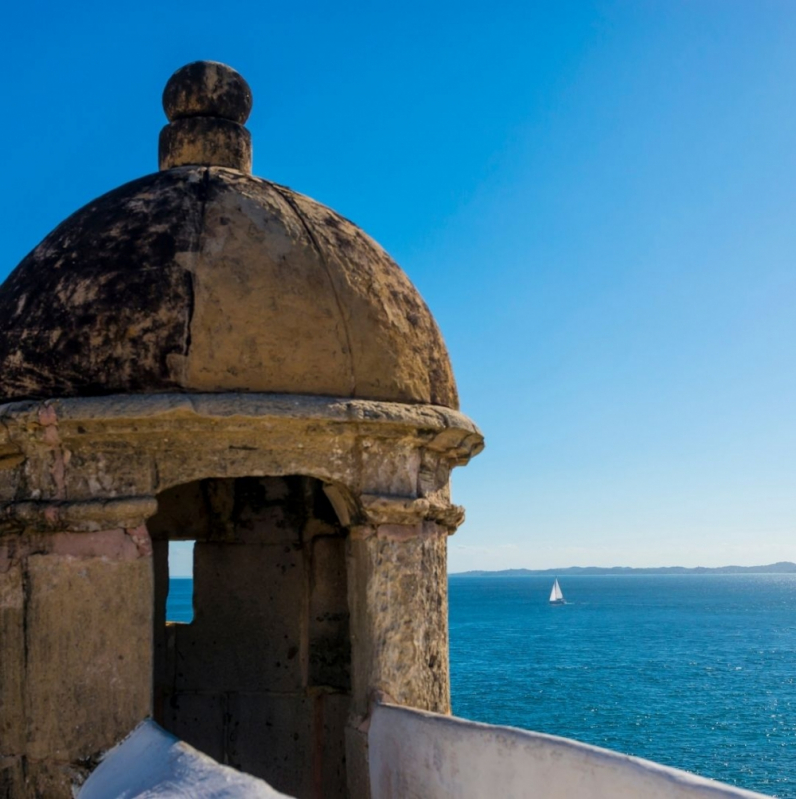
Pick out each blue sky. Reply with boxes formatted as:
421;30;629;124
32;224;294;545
2;1;795;572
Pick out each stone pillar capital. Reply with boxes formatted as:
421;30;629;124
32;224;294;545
358;493;465;533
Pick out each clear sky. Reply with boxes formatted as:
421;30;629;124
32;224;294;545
2;1;795;572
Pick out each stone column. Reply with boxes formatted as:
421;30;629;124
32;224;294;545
0;497;156;798
344;493;459;799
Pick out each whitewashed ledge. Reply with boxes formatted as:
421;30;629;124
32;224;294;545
369;703;772;799
78;720;295;799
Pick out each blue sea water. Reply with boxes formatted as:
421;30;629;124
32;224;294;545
167;574;796;797
450;575;796;798
166;578;194;623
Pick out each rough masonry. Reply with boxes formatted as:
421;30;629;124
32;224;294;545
0;61;483;799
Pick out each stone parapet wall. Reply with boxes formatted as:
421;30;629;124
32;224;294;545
369;703;773;799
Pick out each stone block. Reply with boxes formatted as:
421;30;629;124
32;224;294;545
175;543;304;692
233;477;305;545
164;691;226;763
315;692;349;799
0;563;24;755
348;525;449;715
149;477;304;545
20;760;88;799
147;479;212;541
235;503;297;545
0;756;91;798
152;539;171;725
0;459;22;503
359;439;420;497
0;756;24;798
309;536;350;690
227;693;312;798
62;444;154;501
310;536;347;612
25;553;152;761
345;724;371;799
46;530;140;560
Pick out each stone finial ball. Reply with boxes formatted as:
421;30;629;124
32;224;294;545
163;61;253;124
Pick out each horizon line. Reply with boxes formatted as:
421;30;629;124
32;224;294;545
450;560;796;575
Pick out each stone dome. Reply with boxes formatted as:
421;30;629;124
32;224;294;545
0;63;458;409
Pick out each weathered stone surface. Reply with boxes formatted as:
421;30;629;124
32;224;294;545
0;168;458;408
345;725;371;799
149;476;316;545
0;758;82;799
25;554;152;760
164;692;226;764
0;529;147;565
0;529;155;799
18;760;87;799
0;457;22;503
0;393;481;454
287;189;457;410
309;535;350;690
175;542;304;692
163;61;252;124
228;691;349;799
151;539;171;727
0;170;200;401
360;493;465;532
148;479;216;541
228;693;313;797
348;523;450;717
0;391;477;798
0;564;24;755
0;394;481;518
0;757;24;798
59;445;156;501
315;692;350;799
0;497;157;533
359;439;421;498
159;117;252;172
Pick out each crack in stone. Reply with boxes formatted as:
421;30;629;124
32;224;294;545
272;184;358;397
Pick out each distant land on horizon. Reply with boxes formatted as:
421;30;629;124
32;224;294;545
451;561;796;577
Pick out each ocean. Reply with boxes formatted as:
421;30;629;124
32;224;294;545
449;575;796;798
167;574;796;797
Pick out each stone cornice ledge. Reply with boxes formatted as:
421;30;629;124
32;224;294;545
0;496;158;533
0;393;484;461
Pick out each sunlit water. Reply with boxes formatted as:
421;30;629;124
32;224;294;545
450;575;796;797
167;574;796;796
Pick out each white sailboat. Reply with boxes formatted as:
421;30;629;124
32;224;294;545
549;578;565;605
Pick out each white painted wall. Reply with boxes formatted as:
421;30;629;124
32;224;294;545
369;703;772;799
78;720;295;799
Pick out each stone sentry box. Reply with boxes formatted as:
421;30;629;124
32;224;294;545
0;62;482;799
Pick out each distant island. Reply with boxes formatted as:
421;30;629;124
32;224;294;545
451;561;796;577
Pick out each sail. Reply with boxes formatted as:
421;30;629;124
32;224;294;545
549;579;564;603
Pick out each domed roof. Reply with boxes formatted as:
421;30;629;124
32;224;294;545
0;63;458;409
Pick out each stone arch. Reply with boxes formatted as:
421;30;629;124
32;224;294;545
148;473;352;799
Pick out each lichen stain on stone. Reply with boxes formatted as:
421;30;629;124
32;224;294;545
0;170;202;401
0;166;459;410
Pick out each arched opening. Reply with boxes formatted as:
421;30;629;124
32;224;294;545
149;475;350;798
